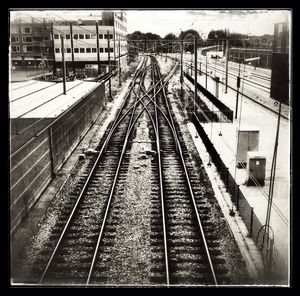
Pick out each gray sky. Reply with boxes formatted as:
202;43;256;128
10;9;290;38
126;10;290;37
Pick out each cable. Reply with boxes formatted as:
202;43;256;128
184;72;288;224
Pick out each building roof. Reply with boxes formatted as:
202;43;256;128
9;79;100;119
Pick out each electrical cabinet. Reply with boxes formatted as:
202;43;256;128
237;129;259;167
246;152;266;186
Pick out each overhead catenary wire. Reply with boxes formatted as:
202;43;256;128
183;74;288;225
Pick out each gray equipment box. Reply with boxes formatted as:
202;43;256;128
246;151;266;186
237;129;259;167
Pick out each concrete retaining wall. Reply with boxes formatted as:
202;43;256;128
10;82;106;235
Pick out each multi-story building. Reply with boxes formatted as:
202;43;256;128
228;47;273;69
52;11;128;76
10;18;54;68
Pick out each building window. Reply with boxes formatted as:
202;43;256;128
109;34;113;40
55;48;60;53
74;34;78;40
11;37;19;43
92;48;97;53
74;48;79;53
85;34;90;39
104;34;108;39
99;34;103;39
22;27;31;34
110;48;113;52
91;34;96;39
80;48;85;53
66;48;71;53
105;48;108;53
11;46;20;52
24;46;33;52
32;27;42;34
32;37;42;42
22;37;32;43
11;26;18;34
100;48;104;53
79;34;84;39
86;48;91;53
66;34;70;39
54;34;59;39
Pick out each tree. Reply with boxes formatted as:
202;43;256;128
179;29;202;54
163;33;177;52
207;29;248;47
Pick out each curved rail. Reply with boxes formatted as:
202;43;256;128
38;57;149;284
155;60;218;286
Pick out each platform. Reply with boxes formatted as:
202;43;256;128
185;69;290;276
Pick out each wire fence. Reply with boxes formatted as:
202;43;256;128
193;113;287;277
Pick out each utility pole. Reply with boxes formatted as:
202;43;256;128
96;21;101;76
235;60;241;119
51;23;57;76
107;30;111;98
61;35;66;95
205;54;208;89
118;35;121;86
70;23;75;75
225;29;229;93
194;35;197;113
165;41;167;62
180;36;183;97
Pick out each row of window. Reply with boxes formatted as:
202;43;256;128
11;36;50;43
55;47;115;53
115;21;126;32
11;26;44;34
54;33;113;40
12;45;51;52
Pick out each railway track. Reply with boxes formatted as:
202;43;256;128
28;55;230;286
184;65;289;121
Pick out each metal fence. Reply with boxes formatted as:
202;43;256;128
184;72;233;122
193;113;286;277
10;82;106;235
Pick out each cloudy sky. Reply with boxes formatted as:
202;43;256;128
10;9;290;38
126;10;290;37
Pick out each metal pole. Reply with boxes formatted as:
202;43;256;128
70;23;75;74
180;37;183;97
118;35;121;86
235;61;241;119
107;30;111;98
51;23;57;75
61;35;66;95
225;31;229;93
205;54;208;89
96;21;101;76
264;102;282;234
250;207;254;237
194;35;197;113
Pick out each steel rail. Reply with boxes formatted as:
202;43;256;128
102;65;174;152
38;57;148;284
187;62;270;91
86;58;178;285
151;62;170;286
183;68;289;121
86;58;151;285
156;61;218;286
